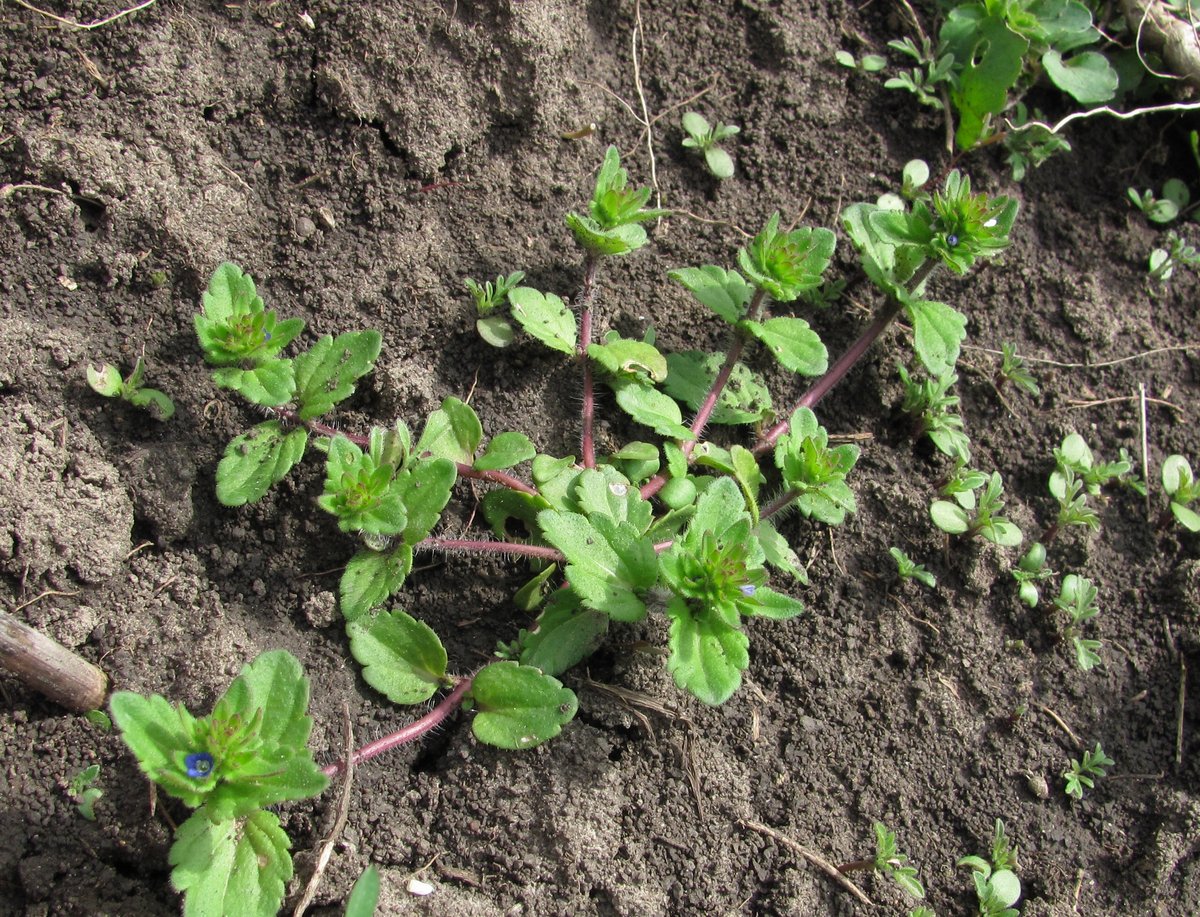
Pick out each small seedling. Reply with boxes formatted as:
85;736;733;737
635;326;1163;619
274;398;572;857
994;342;1039;397
87;355;175;419
1161;454;1200;531
898;364;971;462
1148;230;1200;282
1128;179;1190;224
890;546;936;588
1004;103;1071;181
1063;741;1114;799
85;709;112;731
930;470;1023;547
466;270;525;347
900;159;930;200
884;36;953;111
67;763;103;820
958;819;1021;916
838;821;926;900
836;50;888;72
1011;542;1053;607
109;650;329;916
1053;573;1102;671
680;111;740;180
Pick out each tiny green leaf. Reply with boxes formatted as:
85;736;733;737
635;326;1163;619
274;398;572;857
344;866;381;917
538;509;656;621
216;421;309;506
1042;49;1118;104
519;589;610;677
339;544;414;623
930;500;970;534
668;266;754;324
293;331;383;421
348;608;448;704
907;299;967;376
87;363;123;397
610;377;694;439
469;661;578;749
508;288;578;355
475;432;537;471
476;315;515;347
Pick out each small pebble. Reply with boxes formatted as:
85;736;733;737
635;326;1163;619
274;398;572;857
294;216;316;239
407;878;435;896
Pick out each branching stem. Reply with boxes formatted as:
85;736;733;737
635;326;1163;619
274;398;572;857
321;677;474;777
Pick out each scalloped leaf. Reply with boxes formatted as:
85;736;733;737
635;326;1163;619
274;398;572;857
293;331;383;421
347;609;448;704
508;287;577;354
340;544;414;623
216;421;309;506
469;662;578;749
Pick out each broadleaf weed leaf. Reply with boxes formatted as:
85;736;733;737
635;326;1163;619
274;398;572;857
293;331;383;421
507;287;577;355
348;608;448;704
317;436;407;536
415;397;484;465
196;262;304;367
339;543;414;624
216;421;309;506
469;661;578;749
738;213;836;301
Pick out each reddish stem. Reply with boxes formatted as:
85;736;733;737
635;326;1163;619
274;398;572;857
578;255;601;469
322;676;473;777
421;537;564;563
760;488;800;520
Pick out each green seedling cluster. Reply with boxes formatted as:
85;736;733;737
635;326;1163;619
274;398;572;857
995;342;1038;397
930;470;1023;547
836;50;888;73
1043;433;1134;543
1011;541;1053;607
466;270;525;347
898;364;971;461
838;822;926;901
1129;179;1190;224
1063;741;1114;799
1052;573;1102;671
958;818;1022;916
87;355;175;420
109;651;328;917
680;111;740;180
66;764;103;820
890;546;936;588
1162;454;1200;532
1148;230;1200;283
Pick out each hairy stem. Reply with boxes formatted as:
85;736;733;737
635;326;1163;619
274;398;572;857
578;254;601;469
754;260;939;456
760;488;800;520
421;538;565;563
321;676;473;777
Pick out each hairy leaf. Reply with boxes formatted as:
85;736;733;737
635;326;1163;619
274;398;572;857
339;544;414;623
348;608;448;704
469;662;578;749
508;287;578;354
216;421;308;506
293;331;383;421
665;597;749;706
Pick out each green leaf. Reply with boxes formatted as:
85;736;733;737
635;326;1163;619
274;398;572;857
681;111;711;138
572;466;653;530
665;597;749;706
170;808;292;917
212;360;296;407
347;609;448;704
87;363;123;396
339;544;414;623
1042;49;1117;104
508;287;577;354
513;563;558;611
109;692;205;806
415;397;483;465
755;518;808;584
705;146;735;179
907;299;967;376
538;509;656;621
127;387;176;420
744;586;805;620
475;432;537;471
476;315;515;347
519;589;610;677
588;336;668;382
668;266;753;324
344;866;381;917
469;661;578;749
663;351;772;425
930;500;970;534
1171;501;1200;532
951;18;1027;150
216;421;309;506
293;331;383;421
565;214;648;256
738;214;837;301
397;457;456;545
743;316;828;375
223;650;315;750
200;262;261;327
610;377;694;439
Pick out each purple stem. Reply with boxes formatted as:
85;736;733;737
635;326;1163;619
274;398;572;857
577;255;601;469
753;261;939;456
322;676;474;777
760;488;800;520
421;537;565;563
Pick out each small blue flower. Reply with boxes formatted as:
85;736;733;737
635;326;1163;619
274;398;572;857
184;752;215;779
262;331;272;342
739;584;757;597
946;233;960;248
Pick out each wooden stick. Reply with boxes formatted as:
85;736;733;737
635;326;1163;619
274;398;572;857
0;610;107;712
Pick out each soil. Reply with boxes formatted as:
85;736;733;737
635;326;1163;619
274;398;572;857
2;1;1199;915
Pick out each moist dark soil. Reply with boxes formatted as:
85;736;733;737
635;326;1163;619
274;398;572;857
2;1;1200;914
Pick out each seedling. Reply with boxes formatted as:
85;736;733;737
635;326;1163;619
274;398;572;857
1045;465;1099;543
1148;230;1200;282
466;270;525;347
890;546;936;588
884;36;953;111
900;159;930;200
1128;179;1190;224
898;364;971;462
838;821;926;900
1161;454;1200;531
930;471;1023;547
1004;103;1071;181
836;50;888;73
958;819;1022;916
1010;542;1053;607
680;111;740;180
86;355;175;419
1063;741;1114;799
1051;433;1132;497
994;342;1038;397
66;763;103;820
1053;573;1102;670
109;650;329;916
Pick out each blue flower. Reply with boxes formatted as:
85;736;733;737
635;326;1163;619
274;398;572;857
262;331;272;342
946;233;960;248
739;584;757;597
184;751;215;779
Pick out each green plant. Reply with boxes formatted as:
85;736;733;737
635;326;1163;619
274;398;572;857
1063;741;1114;799
930;470;1023;547
994;342;1038;397
836;50;888;72
109;650;329;916
890;546;936;588
884;36;954;111
344;866;381;917
681;111;740;180
466;270;525;347
1053;573;1102;670
1011;541;1053;607
1003;103;1071;181
1161;454;1200;531
838;821;926;900
87;354;175;419
1148;230;1200;282
1128;178;1190;224
958;819;1022;916
898;365;971;462
1052;433;1132;496
66;763;103;820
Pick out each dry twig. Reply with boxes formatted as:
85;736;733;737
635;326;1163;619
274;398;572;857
740;820;875;908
